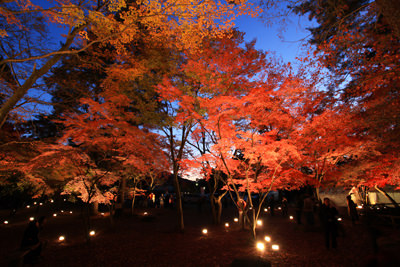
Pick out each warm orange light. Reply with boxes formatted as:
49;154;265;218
59;236;65;241
225;223;229;227
26;205;30;208
4;221;8;224
264;208;268;212
202;229;208;234
69;211;73;214
144;212;148;215
289;216;294;220
89;230;95;236
264;236;271;242
256;220;262;226
272;244;279;251
234;218;239;222
53;213;57;217
256;242;265;251
29;217;34;221
337;217;342;221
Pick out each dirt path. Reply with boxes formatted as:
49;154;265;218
1;203;400;266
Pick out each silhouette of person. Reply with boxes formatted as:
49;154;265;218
346;195;359;225
303;194;315;226
20;216;46;264
295;195;303;224
281;197;288;217
319;198;338;249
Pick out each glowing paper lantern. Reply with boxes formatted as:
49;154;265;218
101;213;105;216
272;244;279;251
289;216;294;220
39;203;43;206
264;236;271;242
256;220;262;226
264;208;268;212
53;213;57;217
58;236;65;241
89;230;95;236
202;229;208;234
234;218;239;222
34;202;37;205
50;199;54;203
256;242;265;251
357;205;362;209
29;217;35;221
4;221;8;224
337;217;342;221
69;211;73;214
26;205;30;208
144;212;148;215
225;223;229;227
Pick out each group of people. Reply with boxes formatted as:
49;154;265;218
291;193;360;249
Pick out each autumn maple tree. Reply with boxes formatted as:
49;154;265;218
159;31;308;237
291;0;400;194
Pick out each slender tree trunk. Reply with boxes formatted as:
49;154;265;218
210;196;218;224
173;171;184;232
91;201;98;215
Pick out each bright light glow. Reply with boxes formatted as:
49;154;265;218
29;217;34;221
63;199;66;201
53;213;57;217
278;207;282;210
256;220;262;226
234;218;239;222
202;229;208;234
144;212;148;215
61;210;64;213
264;208;268;212
272;244;280;251
4;221;8;224
225;223;229;227
101;213;105;215
337;217;342;221
69;211;72;214
89;230;95;236
34;202;37;205
39;203;43;206
289;216;294;220
58;236;65;241
256;242;265;251
50;199;54;203
26;205;30;208
357;205;363;209
264;236;271;242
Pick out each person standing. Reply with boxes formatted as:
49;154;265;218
319;198;339;249
303;194;315;226
20;216;46;264
346;195;359;225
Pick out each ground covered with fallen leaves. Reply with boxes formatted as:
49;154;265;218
1;202;400;266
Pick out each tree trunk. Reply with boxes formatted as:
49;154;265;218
91;201;98;215
210;195;218;224
173;172;184;232
216;197;223;225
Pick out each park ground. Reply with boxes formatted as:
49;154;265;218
1;202;400;267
